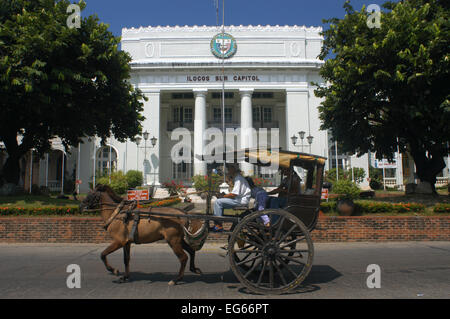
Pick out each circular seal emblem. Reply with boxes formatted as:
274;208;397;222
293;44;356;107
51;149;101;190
210;33;237;59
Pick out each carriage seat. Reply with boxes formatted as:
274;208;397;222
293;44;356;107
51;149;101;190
232;205;249;211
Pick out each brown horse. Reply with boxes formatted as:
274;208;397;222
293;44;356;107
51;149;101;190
80;184;206;285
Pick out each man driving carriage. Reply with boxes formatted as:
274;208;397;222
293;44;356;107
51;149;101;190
211;164;251;232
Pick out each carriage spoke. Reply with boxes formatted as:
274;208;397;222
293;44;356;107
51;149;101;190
273;215;285;241
269;260;274;288
276;256;300;278
277;223;298;245
256;260;267;286
279;249;309;254
234;248;261;254
243;257;263;279
244;226;265;245
273;259;287;286
247;221;270;241
238;235;263;249
236;254;262;267
280;236;306;249
278;254;306;265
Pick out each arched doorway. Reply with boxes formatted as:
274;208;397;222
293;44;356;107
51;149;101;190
96;146;118;175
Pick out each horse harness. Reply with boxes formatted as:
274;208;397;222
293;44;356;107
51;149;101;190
103;201;151;245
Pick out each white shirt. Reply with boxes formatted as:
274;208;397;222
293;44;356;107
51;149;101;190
231;174;252;205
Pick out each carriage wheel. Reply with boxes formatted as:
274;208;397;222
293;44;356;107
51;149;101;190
228;209;314;295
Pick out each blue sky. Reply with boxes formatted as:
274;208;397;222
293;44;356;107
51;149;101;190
81;0;389;37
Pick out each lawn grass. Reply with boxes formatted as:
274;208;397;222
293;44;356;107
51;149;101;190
0;195;79;208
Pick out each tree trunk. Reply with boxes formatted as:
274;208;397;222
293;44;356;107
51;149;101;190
0;132;28;185
409;145;446;195
2;155;21;185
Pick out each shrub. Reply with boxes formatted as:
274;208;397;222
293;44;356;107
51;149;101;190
433;203;450;213
354;201;426;214
31;184;41;195
97;171;129;195
320;201;336;213
192;174;222;192
141;197;182;208
325;168;366;184
369;179;382;190
331;179;360;200
247;175;273;187
162;180;186;196
126;170;143;189
320;201;427;215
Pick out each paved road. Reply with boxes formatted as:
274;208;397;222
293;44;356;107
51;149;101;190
0;242;449;299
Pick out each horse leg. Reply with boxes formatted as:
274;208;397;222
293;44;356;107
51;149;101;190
119;242;131;282
101;241;124;276
182;240;202;275
167;238;188;286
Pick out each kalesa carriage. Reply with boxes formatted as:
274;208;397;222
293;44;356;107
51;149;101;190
81;148;327;295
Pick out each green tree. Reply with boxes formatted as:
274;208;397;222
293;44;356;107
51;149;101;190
125;170;143;189
0;0;146;185
315;0;450;194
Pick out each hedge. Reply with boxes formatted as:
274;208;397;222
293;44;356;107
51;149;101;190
0;198;182;216
0;206;83;216
320;201;427;214
434;203;450;213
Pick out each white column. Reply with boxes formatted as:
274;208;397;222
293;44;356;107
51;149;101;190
193;88;207;175
285;89;308;151
240;88;254;176
143;90;161;186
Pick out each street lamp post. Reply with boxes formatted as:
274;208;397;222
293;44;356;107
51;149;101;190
135;136;142;173
298;131;305;152
143;131;149;185
135;131;157;186
307;135;314;153
291;131;313;154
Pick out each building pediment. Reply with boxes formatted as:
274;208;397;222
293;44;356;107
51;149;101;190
122;25;324;67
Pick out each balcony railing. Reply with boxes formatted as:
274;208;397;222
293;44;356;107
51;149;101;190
167;121;194;131
167;121;280;131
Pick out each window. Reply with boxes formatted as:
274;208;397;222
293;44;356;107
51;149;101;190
97;146;117;175
173;107;180;122
173;106;193;123
253;92;274;99
213;107;233;123
184;108;193;123
172;149;193;181
212;92;234;99
263;107;272;123
252;107;260;122
253;106;273;124
172;92;194;99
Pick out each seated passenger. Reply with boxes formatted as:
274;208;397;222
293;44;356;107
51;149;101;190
211;164;251;232
267;167;302;208
245;177;270;226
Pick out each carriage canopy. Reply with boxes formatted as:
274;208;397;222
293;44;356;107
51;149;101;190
196;148;326;169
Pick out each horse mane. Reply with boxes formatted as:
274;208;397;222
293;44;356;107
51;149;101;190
95;184;124;203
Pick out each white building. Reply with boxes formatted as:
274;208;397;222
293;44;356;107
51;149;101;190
6;25;448;193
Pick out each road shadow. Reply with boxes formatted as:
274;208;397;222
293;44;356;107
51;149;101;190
113;264;341;296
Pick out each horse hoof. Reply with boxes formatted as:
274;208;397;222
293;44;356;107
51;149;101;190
191;268;202;275
168;280;176;286
119;276;129;283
